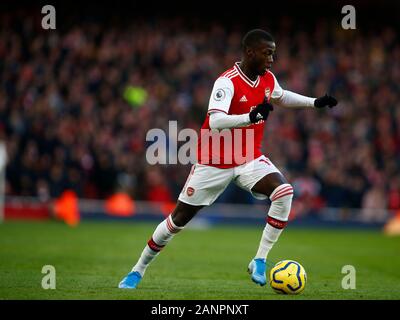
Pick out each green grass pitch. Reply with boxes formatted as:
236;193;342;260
0;220;399;300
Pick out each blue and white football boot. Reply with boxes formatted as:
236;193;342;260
247;258;267;286
118;271;142;289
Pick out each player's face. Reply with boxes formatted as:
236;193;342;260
251;40;276;75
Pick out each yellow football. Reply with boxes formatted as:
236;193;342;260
269;260;307;294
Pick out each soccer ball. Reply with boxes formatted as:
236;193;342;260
269;260;307;294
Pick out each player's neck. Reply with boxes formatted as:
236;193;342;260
238;61;258;81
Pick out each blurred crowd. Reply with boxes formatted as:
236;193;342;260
1;11;400;219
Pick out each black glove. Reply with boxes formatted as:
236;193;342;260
249;102;274;123
314;94;338;108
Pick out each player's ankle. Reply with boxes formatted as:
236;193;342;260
131;267;145;277
254;256;266;261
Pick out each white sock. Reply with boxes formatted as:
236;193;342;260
132;214;184;276
255;223;283;259
255;184;294;260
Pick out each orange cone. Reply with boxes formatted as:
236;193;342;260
105;192;135;217
54;190;80;227
383;210;400;236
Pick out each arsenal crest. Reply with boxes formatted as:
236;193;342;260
186;187;195;196
265;88;271;99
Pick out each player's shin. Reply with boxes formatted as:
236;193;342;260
132;214;184;276
255;184;293;260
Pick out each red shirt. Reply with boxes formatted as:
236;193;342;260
197;62;282;168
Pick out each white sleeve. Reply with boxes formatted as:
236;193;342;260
270;72;284;100
270;72;315;108
273;90;316;108
207;77;234;114
209;112;251;130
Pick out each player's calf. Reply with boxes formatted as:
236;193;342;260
256;183;293;259
134;214;184;275
118;214;184;288
250;184;294;285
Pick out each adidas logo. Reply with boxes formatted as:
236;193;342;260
239;95;248;102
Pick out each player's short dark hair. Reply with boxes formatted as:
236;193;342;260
242;29;274;50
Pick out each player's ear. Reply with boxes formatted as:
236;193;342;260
243;44;255;58
246;46;254;58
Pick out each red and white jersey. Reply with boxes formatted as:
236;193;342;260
197;62;283;168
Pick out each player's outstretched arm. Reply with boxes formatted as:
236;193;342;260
272;90;315;108
272;90;337;109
